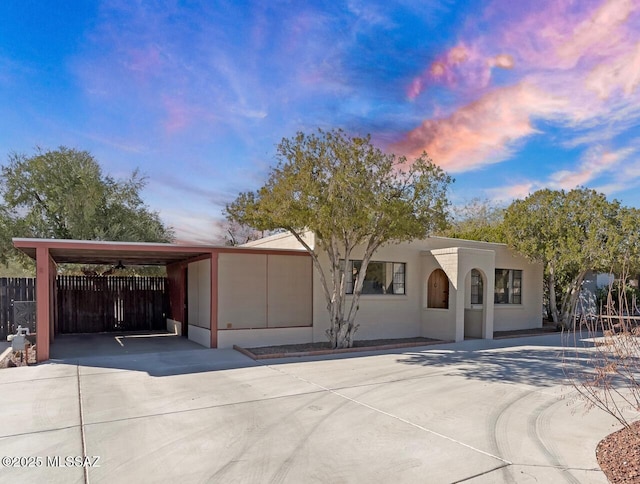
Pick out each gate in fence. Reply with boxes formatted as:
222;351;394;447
56;275;169;333
0;278;36;340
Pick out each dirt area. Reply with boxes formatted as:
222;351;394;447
245;336;442;357
493;323;560;339
244;328;561;358
597;421;640;483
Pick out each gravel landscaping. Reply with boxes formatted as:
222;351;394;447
597;421;640;483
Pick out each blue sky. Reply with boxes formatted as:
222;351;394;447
1;0;639;242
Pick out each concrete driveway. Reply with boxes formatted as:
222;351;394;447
0;334;621;483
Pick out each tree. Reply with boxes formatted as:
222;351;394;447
213;219;268;246
0;147;174;264
441;197;505;242
501;188;637;329
226;129;452;348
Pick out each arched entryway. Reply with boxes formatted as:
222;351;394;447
427;268;449;309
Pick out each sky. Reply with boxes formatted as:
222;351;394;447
1;0;639;243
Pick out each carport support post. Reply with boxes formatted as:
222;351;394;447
35;246;53;362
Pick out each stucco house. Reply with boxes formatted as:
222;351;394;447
241;232;543;346
14;233;542;362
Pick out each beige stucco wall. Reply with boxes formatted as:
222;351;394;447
217;327;313;349
187;259;211;329
267;254;313;326
218;253;267;329
240;234;543;344
492;246;543;331
242;231;313;250
217;252;312;330
310;237;542;342
311;244;422;342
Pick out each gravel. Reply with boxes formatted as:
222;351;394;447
596;421;640;483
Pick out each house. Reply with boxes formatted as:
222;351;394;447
242;232;543;345
13;234;542;362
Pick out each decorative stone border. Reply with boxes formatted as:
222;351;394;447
234;339;453;360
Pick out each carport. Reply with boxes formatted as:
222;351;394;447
13;238;214;362
13;238;313;363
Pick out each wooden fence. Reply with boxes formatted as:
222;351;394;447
0;278;36;340
57;276;169;334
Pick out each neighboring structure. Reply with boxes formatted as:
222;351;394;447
577;271;640;319
14;234;543;362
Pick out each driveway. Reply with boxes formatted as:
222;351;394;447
0;334;619;483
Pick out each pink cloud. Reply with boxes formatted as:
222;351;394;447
407;44;514;99
585;41;640;99
400;0;640;174
394;83;566;172
548;147;632;189
486;145;637;203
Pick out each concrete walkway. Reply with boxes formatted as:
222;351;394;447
0;334;621;483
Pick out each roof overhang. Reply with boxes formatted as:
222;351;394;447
13;238;215;266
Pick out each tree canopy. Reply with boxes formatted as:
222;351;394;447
226;129;452;348
0;147;174;264
440;197;505;242
501;188;639;327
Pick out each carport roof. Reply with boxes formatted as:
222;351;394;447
13;238;215;265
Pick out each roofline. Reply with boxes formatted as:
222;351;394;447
426;235;507;247
12;238;216;253
12;238;310;262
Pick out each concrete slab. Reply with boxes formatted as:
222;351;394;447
84;391;505;484
0;427;84;484
50;332;205;361
0;333;621;483
0;371;80;437
79;363;323;425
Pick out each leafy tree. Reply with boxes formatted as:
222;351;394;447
502;188;638;328
226;129;452;348
441;197;505;242
0;147;174;264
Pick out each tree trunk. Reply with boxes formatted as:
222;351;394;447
560;270;587;330
548;264;559;324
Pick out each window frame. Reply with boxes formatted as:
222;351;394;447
342;259;407;296
494;269;523;305
470;269;483;305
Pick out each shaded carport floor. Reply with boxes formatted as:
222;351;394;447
0;334;622;483
49;332;206;361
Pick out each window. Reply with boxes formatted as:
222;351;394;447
494;269;522;304
427;269;449;309
344;260;406;295
471;269;483;305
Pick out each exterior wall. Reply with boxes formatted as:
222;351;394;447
217;253;312;330
306;236;542;342
492;246;543;331
421;251;457;341
218;253;267;329
243;231;313;250
188;325;211;348
166;262;186;327
166;318;183;335
188;259;211;347
217;327;313;349
311;245;422;342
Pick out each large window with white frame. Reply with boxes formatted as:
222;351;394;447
343;260;406;295
494;269;522;304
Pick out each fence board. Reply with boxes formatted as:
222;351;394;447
57;276;168;334
0;278;36;340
